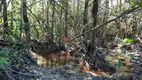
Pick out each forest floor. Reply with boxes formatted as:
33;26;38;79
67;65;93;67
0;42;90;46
0;39;142;80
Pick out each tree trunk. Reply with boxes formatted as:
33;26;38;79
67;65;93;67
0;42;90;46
85;0;116;73
22;0;30;41
46;1;49;26
64;1;68;38
100;0;109;47
3;0;9;37
89;0;98;53
51;0;55;41
83;0;89;44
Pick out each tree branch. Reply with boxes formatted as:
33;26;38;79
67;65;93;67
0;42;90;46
69;6;139;41
136;35;142;43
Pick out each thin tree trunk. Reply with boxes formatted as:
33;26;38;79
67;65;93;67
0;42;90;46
51;0;55;41
100;0;109;46
89;0;98;53
83;0;89;42
59;1;63;39
46;1;49;26
64;1;68;38
120;0;122;10
22;0;30;41
3;0;9;38
74;0;80;37
10;0;13;30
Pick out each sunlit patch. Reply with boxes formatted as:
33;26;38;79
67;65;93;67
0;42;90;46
79;58;107;75
30;50;72;66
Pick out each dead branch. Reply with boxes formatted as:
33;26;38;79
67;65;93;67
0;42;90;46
136;35;142;43
70;7;139;42
2;65;15;80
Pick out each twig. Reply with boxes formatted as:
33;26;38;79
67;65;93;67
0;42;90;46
135;35;142;43
2;65;15;80
9;68;39;77
69;7;139;42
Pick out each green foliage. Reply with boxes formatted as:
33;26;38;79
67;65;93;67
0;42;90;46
0;48;11;68
139;76;142;80
129;0;142;7
11;24;21;37
129;1;136;7
13;18;22;22
55;24;64;39
74;67;81;73
127;54;135;58
121;49;127;55
117;59;123;67
135;1;142;7
8;34;17;43
122;38;135;44
0;42;29;69
0;57;9;67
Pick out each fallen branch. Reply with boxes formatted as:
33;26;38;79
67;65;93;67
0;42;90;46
9;68;38;77
2;65;15;80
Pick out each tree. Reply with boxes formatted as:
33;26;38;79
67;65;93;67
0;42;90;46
22;0;31;41
83;0;89;45
100;0;109;46
64;0;68;38
89;0;98;53
81;0;116;73
51;0;55;41
3;0;9;38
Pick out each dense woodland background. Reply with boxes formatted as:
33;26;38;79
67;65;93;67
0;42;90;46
0;0;142;80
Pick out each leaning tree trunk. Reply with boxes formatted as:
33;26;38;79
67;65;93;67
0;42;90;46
22;0;30;41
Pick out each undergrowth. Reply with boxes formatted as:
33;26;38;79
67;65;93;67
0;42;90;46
0;42;29;69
